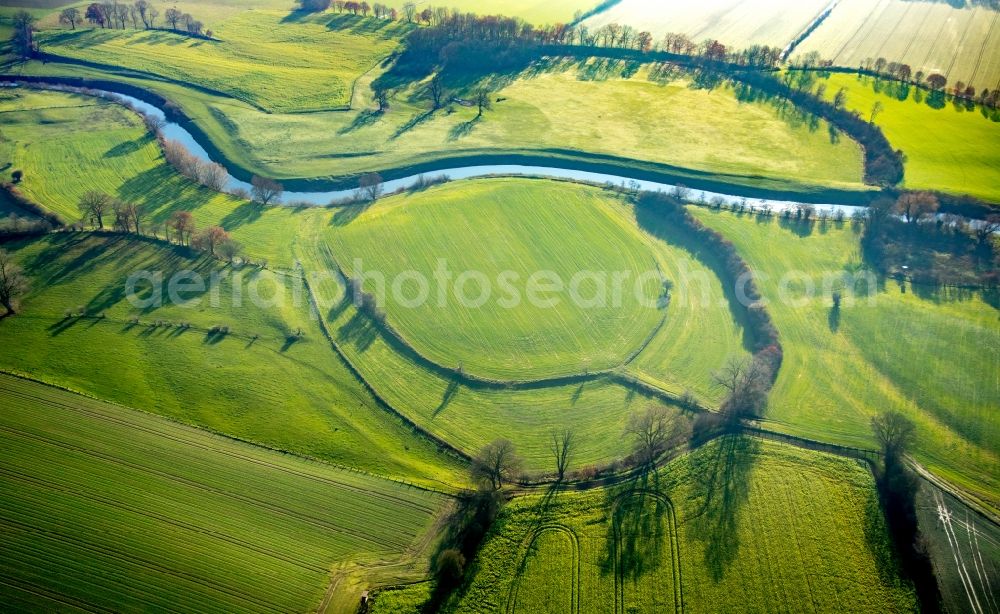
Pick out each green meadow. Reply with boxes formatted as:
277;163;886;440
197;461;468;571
0;233;465;488
330;179;664;380
373;438;916;613
35;11;410;112
815;72;1000;202
15;53;866;193
691;208;1000;515
0;373;447;613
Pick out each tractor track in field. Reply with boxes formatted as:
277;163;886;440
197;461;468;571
505;524;581;614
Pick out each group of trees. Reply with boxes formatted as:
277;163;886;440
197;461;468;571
161;140;228;191
860;192;998;286
860;56;1000;109
73;2;209;37
0;249;29;316
10;11;37;60
297;0;399;18
75;192;241;260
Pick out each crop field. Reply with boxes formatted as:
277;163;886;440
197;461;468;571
0;233;465;487
584;0;833;49
373;438;916;613
0;372;448;613
13;59;867;193
329;179;664;380
423;0;596;24
812;72;1000;202
35;11;410;112
691;208;1000;515
795;0;1000;94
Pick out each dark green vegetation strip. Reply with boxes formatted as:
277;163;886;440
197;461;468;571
0;372;446;614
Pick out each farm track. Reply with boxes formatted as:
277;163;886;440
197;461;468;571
832;0;890;64
505;524;581;614
611;489;682;614
945;7;980;83
969;10;1000;90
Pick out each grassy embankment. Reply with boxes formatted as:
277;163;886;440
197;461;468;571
14;20;866;194
372;438;917;613
692;207;1000;515
0;372;448;613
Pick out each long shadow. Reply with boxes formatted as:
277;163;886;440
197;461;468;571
337;309;377;351
391;109;435;140
330;201;373;226
220;201;264;230
104;138;146;158
432;378;460;417
337;109;382;134
828;303;841;332
633;203;755;353
447;116;481;141
688;434;759;581
778;215;815;237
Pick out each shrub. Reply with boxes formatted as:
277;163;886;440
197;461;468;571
11;170;23;183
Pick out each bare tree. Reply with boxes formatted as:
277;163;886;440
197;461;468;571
550;428;573;481
471;439;522;490
869;100;883;125
373;86;390;112
0;249;29;316
832;87;848;110
168;210;195;245
358;172;383;201
402;1;416;22
427;75;446;109
11;10;36;59
164;7;182;29
250;176;283;206
78;191;111;229
894;192;939;224
474;88;492;118
192;226;229;255
198;162;228;191
625;405;676;468
871;410;915;462
974;214;1000;245
59;7;81;29
713;356;771;421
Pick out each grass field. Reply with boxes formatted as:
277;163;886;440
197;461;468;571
0;88;306;267
796;0;1000;94
328;179;664;380
35;11;410;112
9;58;867;192
0;372;447;613
0;233;466;488
691;207;1000;515
373;437;916;613
296;178;747;469
811;72;1000;202
584;0;832;49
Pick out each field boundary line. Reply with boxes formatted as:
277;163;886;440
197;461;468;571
611;489;683;614
0;371;454;497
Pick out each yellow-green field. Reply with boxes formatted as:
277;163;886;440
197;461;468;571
374;438;917;613
0;373;447;613
814;72;1000;202
692;207;1000;515
35;11;410;111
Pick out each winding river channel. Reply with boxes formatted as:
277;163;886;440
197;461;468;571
11;82;865;214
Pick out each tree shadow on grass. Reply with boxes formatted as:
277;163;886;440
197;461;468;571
330;201;373;226
433;378;460;417
447;115;481;141
633;203;755;354
220;201;264;230
391;109;436;140
104;137;147;158
600;464;670;585
337;310;377;351
338;109;382;135
688;434;759;581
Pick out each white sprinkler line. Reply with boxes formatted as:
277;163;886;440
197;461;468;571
936;490;983;614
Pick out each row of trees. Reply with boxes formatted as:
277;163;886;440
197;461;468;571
63;2;210;37
162;140;228;191
76;192;241;259
0;249;29;316
859;55;1000;109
